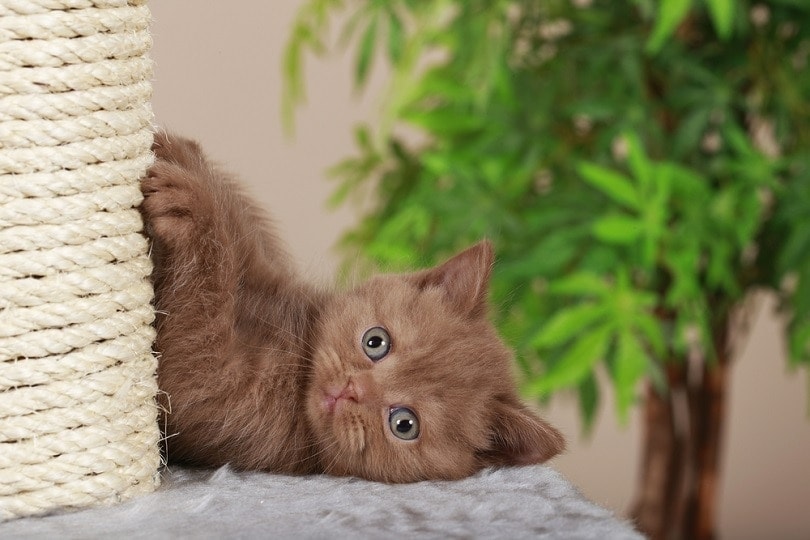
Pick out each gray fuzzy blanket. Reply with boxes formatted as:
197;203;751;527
1;465;642;539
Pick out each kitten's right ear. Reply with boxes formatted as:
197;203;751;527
480;397;565;467
407;241;494;318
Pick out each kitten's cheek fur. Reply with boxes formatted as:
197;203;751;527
305;386;343;448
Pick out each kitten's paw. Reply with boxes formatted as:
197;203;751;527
140;161;210;247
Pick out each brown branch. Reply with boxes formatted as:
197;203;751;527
631;364;688;540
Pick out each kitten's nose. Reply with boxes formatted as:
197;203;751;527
323;379;362;413
338;379;360;402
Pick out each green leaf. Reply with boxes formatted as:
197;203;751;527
281;0;344;133
355;124;372;151
780;230;810;279
387;12;404;63
532;303;607;349
665;163;709;201
706;242;737;293
788;316;810;365
613;331;649;422
408;69;477;103
578;373;601;433
672;109;711;158
706;0;735;40
635;311;666;357
403;108;484;135
664;243;702;305
524;326;611;396
548;272;611;297
592;214;643;245
646;0;693;54
356;17;378;87
624;132;654;191
497;232;583;281
577;162;641;210
367;205;430;263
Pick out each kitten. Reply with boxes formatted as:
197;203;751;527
140;131;564;483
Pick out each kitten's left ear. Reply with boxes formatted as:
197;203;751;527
481;397;565;466
408;240;494;318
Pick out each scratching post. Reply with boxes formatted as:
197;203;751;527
0;0;160;519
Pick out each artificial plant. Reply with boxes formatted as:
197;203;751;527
284;1;810;538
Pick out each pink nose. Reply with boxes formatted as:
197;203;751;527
335;380;360;402
323;380;360;413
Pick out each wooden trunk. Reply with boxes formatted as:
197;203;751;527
630;331;730;540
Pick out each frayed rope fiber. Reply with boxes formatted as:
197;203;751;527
0;0;160;520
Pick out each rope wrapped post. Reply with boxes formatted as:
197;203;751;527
0;0;160;519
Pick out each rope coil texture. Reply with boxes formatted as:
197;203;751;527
0;0;160;520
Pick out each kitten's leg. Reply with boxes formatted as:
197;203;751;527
141;158;230;310
140;133;261;465
140;133;320;470
140;134;253;386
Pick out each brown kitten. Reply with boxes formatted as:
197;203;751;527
140;131;564;483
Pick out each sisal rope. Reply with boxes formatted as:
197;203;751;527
0;0;160;520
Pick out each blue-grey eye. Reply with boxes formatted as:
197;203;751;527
362;327;391;361
389;407;419;440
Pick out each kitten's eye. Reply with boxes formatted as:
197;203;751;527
388;407;419;441
362;327;391;361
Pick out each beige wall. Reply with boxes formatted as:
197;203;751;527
150;3;810;538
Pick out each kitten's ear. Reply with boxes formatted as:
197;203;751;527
408;240;494;318
481;397;565;467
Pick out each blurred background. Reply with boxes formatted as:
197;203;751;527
150;2;809;538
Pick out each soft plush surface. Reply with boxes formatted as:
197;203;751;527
0;465;641;539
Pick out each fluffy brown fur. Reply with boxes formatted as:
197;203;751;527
140;131;564;483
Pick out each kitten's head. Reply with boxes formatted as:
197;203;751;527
306;241;564;482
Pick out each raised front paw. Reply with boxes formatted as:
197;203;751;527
140;159;211;248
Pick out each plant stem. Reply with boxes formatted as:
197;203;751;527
683;324;730;540
631;364;687;539
631;322;731;540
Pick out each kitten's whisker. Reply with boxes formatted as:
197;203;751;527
286;437;340;469
247;313;311;343
236;344;312;364
324;441;351;478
